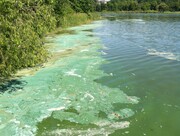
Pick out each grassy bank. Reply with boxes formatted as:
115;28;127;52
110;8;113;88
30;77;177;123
59;13;100;28
48;13;100;36
15;12;100;78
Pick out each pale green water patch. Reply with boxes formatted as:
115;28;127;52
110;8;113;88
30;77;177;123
0;21;138;136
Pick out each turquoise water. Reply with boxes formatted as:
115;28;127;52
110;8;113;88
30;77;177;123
0;14;180;136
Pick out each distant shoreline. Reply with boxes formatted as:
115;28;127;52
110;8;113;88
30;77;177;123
101;11;180;14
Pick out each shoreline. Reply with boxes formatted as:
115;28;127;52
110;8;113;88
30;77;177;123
0;13;101;85
101;10;180;14
0;11;100;84
0;21;139;136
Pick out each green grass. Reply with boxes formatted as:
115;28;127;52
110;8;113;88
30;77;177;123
48;13;100;36
59;13;100;28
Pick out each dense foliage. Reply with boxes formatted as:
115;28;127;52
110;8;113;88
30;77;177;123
0;0;98;82
97;0;180;12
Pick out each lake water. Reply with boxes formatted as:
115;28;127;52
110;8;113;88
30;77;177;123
0;13;180;136
96;13;180;136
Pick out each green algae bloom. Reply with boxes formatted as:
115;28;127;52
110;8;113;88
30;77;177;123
0;21;138;136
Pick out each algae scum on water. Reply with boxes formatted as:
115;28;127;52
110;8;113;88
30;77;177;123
0;21;138;136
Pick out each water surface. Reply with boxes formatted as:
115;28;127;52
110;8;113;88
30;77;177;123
0;13;180;136
96;13;180;136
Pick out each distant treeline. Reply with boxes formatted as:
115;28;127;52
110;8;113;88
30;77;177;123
97;0;180;12
0;0;98;82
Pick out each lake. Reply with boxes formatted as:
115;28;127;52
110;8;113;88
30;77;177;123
96;13;180;136
0;13;180;136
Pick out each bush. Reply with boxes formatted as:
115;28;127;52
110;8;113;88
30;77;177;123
0;1;56;81
158;3;169;12
0;0;99;82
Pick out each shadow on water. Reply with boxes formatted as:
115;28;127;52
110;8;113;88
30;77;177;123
0;79;27;93
54;29;76;35
82;29;94;37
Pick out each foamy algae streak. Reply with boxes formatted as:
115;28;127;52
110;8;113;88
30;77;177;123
0;21;138;136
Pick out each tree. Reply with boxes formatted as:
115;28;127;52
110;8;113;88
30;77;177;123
140;2;151;11
129;1;139;11
106;0;179;12
150;1;158;10
158;2;169;12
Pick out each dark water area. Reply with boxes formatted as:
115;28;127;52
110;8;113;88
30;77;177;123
0;79;27;93
95;13;180;136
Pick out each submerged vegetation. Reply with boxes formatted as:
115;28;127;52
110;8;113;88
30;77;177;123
0;0;98;82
